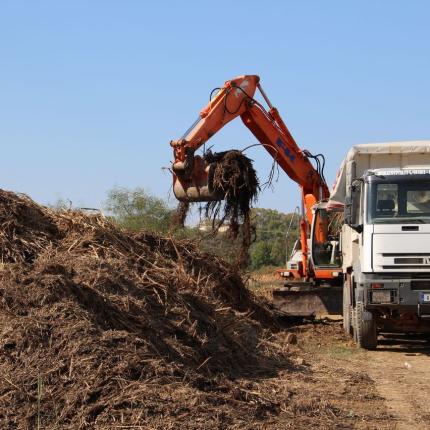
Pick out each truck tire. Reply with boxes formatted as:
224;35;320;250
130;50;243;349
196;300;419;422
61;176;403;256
353;301;377;350
343;275;353;336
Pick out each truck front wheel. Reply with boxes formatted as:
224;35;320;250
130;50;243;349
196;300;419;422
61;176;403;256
353;301;377;350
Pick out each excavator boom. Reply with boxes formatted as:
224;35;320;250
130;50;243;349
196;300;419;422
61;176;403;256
171;75;328;222
169;75;341;293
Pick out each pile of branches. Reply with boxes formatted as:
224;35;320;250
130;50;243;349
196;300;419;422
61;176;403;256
174;150;260;268
0;190;289;429
205;150;259;267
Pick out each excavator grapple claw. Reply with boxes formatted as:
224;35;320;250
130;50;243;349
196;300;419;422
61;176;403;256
173;156;221;202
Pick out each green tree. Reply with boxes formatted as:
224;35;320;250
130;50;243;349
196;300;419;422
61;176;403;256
103;187;300;271
250;241;274;268
249;208;299;270
105;187;173;233
197;232;243;263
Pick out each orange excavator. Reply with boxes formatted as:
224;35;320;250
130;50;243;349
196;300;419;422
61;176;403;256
170;75;343;316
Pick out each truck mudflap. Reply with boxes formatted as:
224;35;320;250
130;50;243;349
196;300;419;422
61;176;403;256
271;285;343;317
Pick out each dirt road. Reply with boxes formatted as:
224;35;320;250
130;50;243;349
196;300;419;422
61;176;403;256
365;334;430;429
297;321;430;429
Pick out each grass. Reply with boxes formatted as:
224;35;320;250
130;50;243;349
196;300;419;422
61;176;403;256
324;343;361;359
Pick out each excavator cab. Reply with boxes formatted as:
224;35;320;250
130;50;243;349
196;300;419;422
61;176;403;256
311;202;343;271
273;203;343;317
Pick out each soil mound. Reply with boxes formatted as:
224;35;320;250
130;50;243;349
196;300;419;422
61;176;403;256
0;190;287;429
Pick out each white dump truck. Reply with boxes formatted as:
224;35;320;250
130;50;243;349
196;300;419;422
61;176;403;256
329;141;430;349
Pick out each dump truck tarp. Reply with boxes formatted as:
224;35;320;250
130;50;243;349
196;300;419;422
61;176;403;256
328;141;430;209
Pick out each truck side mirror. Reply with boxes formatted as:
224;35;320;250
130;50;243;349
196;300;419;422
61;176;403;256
344;180;363;233
345;199;363;233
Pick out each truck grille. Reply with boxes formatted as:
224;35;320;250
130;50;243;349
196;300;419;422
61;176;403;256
394;257;424;264
381;253;430;270
411;280;430;291
382;253;430;257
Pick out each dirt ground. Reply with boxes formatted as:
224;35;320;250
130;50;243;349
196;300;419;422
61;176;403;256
364;333;430;429
277;321;390;430
292;320;430;429
250;271;430;428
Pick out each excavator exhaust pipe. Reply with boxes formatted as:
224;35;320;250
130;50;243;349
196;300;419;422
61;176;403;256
172;155;222;202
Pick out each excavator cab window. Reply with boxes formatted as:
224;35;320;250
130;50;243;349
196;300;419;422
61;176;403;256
312;208;343;267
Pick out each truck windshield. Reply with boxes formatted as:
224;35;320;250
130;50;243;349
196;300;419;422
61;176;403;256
367;178;430;224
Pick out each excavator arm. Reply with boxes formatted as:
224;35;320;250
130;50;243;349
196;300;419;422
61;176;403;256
171;75;329;218
171;75;260;160
170;75;329;278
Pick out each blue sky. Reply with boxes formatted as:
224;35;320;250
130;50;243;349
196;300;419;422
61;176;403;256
1;1;429;214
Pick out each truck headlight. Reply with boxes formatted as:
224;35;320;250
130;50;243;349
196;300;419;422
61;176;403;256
370;290;393;304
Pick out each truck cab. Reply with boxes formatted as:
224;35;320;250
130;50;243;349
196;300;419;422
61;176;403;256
342;165;430;348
